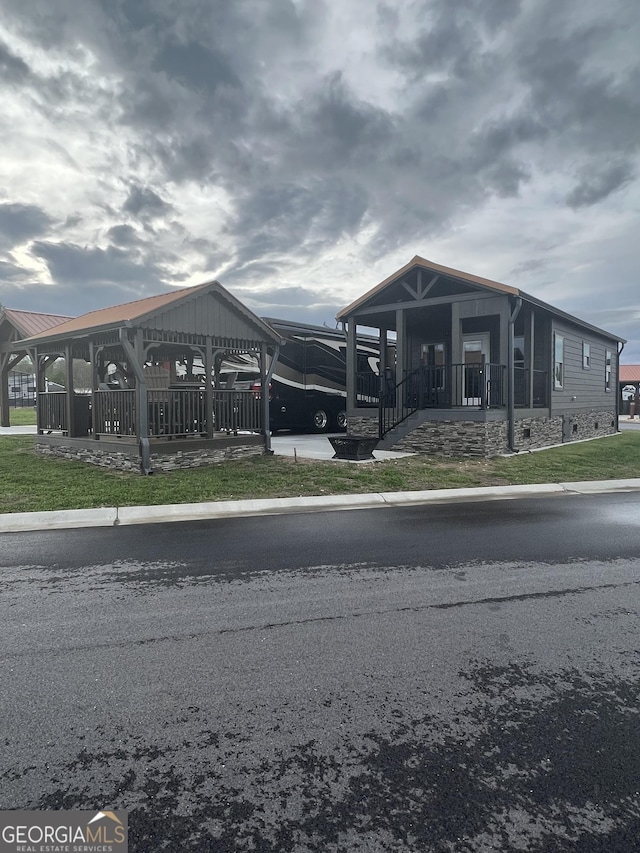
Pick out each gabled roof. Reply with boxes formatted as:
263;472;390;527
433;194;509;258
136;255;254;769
620;365;640;383
337;255;519;319
1;308;73;339
337;255;624;343
17;280;281;346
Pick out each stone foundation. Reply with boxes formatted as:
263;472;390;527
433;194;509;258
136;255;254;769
346;416;379;438
34;435;264;472
349;409;618;458
392;419;509;458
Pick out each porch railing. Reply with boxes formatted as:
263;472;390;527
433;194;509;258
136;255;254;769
94;389;137;436
213;389;262;434
64;388;263;439
37;392;67;433
378;362;507;438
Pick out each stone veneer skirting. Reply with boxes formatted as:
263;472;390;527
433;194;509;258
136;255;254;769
348;410;617;458
34;434;265;472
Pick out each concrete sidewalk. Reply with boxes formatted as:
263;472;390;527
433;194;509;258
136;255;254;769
2;477;640;534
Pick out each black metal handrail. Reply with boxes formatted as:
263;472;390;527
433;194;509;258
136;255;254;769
356;371;381;406
378;362;508;438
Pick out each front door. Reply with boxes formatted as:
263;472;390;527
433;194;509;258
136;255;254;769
462;333;490;406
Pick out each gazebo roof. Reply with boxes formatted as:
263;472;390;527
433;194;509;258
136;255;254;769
620;365;640;383
17;280;281;348
0;308;73;342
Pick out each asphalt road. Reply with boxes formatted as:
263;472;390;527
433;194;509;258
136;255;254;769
1;493;640;852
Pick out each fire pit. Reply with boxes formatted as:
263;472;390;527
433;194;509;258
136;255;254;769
328;435;380;461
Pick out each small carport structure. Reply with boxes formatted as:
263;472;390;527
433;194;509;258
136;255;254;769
16;280;282;473
0;308;73;426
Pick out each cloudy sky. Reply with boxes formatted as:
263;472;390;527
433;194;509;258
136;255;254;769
0;0;638;358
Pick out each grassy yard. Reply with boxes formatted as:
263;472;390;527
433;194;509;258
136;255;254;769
1;431;639;514
9;407;37;426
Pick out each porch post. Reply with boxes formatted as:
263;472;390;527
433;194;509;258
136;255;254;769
260;342;270;452
119;327;151;473
395;308;405;412
205;336;214;439
527;310;535;409
0;351;9;427
379;327;388;377
64;343;74;437
88;340;98;439
451;302;461;405
34;347;44;433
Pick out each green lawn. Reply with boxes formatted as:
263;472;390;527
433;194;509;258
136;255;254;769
1;431;639;514
8;407;37;426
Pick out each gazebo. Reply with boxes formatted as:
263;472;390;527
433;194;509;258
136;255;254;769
0;308;73;427
16;280;282;473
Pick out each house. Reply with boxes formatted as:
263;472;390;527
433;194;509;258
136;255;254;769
0;308;73;426
15;281;282;473
337;256;624;457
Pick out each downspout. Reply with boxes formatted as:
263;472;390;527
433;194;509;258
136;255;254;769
119;326;151;475
617;342;624;431
262;343;280;454
508;297;523;452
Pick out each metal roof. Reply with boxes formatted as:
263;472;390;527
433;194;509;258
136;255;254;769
1;308;73;338
620;365;640;383
17;280;281;347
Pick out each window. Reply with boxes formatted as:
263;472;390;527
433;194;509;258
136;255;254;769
582;341;591;369
605;349;612;391
554;333;564;390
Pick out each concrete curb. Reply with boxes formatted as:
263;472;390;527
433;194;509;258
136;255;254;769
2;479;640;533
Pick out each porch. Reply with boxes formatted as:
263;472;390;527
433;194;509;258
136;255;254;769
356;361;550;439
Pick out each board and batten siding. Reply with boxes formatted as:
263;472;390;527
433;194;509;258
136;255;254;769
143;291;268;343
550;319;617;413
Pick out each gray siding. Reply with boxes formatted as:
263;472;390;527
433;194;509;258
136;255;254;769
144;291;267;343
551;319;617;413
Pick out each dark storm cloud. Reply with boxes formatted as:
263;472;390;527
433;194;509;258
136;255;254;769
229;178;369;267
122;184;173;221
0;259;33;284
31;241;161;288
565;161;635;209
0;203;53;248
152;40;238;94
0;0;638;338
107;224;141;247
0;39;30;83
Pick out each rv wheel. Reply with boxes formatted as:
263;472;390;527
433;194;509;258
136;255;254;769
335;410;347;431
311;409;329;432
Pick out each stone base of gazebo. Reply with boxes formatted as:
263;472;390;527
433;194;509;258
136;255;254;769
34;433;264;472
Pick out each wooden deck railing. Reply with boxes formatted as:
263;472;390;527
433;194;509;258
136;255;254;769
213;389;262;434
37;392;67;433
93;389;137;437
38;388;263;439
